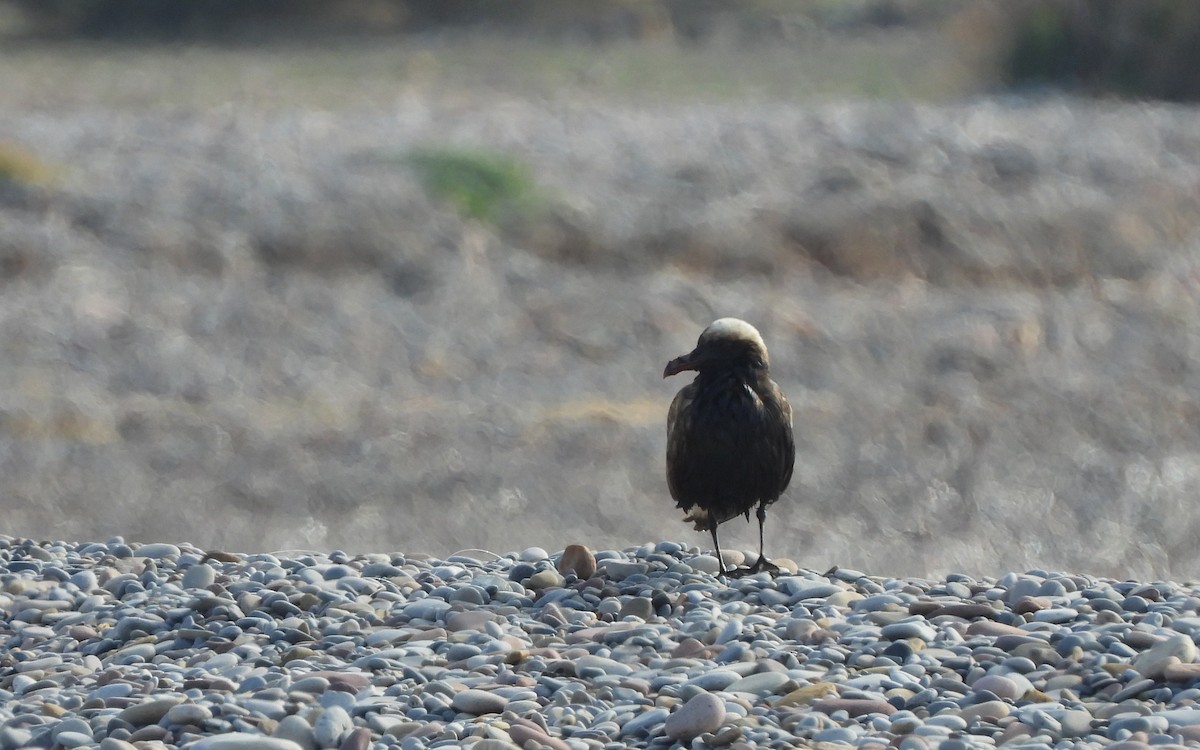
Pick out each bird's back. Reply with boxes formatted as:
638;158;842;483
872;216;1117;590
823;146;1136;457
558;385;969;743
667;371;794;526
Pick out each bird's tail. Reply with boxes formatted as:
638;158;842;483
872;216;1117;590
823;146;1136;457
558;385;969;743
682;508;712;531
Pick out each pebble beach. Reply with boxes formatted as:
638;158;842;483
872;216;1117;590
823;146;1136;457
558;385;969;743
3;538;1200;750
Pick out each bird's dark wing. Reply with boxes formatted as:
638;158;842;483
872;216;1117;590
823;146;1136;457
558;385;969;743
761;378;795;500
666;381;698;508
668;376;791;525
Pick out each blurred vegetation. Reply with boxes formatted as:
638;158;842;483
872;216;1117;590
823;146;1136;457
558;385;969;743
0;142;56;186
1000;0;1200;101
2;0;958;40
405;148;537;224
4;0;1200;103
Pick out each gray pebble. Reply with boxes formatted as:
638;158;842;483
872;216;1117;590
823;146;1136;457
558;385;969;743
167;702;214;725
726;672;790;696
313;706;354;748
192;735;305;750
598;561;650;580
880;620;937;641
665;692;725;741
273;714;318;750
451;689;507;714
620;707;669;737
182;562;217;589
117;696;185;726
136;543;181;559
6;537;1200;750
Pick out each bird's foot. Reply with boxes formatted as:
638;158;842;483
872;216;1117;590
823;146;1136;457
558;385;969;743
726;556;781;578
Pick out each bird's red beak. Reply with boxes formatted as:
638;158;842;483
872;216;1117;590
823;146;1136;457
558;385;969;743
663;351;699;378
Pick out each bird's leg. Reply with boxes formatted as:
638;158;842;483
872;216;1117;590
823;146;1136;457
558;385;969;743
739;504;780;576
708;524;729;577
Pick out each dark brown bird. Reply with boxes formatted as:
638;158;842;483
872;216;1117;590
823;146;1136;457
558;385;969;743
664;318;795;576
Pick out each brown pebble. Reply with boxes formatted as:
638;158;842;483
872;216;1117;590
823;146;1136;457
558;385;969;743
202;550;242;563
992;634;1043;651
1012;596;1050;614
292;592;321;611
557;544;597;579
1130;585;1163;602
957;699;1010;723
338;727;372;750
1124;630;1162;649
928;603;1000;620
544;659;576;677
118;697;185;727
777;683;837;706
508;719;572;750
710;726;743;746
1165;662;1200;682
812;697;896;717
754;659;788;674
995;720;1034;745
280;647;315;664
907;600;941;616
445;610;501;632
129;725;169;742
672;638;707;658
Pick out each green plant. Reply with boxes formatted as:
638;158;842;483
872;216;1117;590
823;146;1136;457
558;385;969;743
405;148;537;223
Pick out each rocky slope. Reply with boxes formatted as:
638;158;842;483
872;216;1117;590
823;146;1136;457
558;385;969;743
1;96;1199;579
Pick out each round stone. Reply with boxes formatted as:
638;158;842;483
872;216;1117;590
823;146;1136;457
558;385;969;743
1133;633;1197;679
338;727;372;750
182;563;217;589
451;689;507;715
726;672;791;696
880;620;937;641
811;698;897;717
957;700;1009;724
971;674;1022;701
620;707;669;737
166;703;214;725
191;735;304;750
618;597;655;620
136;543;181;560
557;544;597;579
690;555;721;574
526;569;565;589
272;714;318;750
665;692;726;741
117;697;185;726
312;706;353;748
598;560;650;580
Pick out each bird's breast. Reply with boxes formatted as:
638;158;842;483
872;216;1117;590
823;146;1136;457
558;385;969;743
690;377;768;427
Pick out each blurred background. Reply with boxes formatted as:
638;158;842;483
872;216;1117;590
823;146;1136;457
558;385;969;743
2;0;1200;578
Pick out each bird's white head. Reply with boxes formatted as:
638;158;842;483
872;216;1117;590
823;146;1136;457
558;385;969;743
664;317;770;377
698;318;767;351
